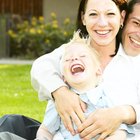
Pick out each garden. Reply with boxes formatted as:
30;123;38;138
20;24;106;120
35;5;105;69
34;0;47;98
8;12;75;59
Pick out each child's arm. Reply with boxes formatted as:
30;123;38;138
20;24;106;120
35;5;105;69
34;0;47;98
105;130;126;140
35;124;53;140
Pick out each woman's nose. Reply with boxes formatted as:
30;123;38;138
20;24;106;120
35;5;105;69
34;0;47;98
98;15;108;27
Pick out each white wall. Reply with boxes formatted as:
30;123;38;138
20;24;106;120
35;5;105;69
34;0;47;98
43;0;80;24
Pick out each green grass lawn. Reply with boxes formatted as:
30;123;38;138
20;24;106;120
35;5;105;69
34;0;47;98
0;64;47;122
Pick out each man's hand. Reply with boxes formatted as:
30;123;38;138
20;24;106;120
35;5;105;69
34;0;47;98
78;107;123;140
53;86;86;135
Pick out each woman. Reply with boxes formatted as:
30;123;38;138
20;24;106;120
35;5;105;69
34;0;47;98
31;0;138;139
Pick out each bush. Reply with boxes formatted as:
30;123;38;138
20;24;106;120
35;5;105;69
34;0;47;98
8;13;75;59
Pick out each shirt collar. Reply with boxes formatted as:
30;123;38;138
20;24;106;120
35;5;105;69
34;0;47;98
117;44;128;58
86;85;105;105
71;85;104;105
117;44;140;60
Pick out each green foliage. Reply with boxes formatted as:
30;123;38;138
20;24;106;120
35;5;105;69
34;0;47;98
8;13;75;59
0;64;46;122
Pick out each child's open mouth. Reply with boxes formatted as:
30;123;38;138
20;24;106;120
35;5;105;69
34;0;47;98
71;64;85;75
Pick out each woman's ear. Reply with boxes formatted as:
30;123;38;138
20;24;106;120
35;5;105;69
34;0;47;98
121;10;126;26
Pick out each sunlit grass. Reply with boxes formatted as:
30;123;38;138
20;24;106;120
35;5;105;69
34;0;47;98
0;64;47;122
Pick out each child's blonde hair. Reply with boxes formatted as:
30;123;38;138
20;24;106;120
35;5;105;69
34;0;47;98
61;30;101;71
60;31;102;86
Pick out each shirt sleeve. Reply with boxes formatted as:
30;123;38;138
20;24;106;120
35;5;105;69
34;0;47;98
119;123;135;138
131;105;140;128
131;63;140;128
43;100;60;134
31;44;67;100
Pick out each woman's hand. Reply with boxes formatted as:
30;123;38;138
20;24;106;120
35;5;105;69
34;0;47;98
53;86;86;135
78;107;123;140
78;105;136;140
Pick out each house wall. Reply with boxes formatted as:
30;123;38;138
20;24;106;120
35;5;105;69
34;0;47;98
43;0;80;24
0;0;42;18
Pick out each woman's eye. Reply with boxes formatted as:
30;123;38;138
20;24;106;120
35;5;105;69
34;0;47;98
89;13;97;16
107;12;115;16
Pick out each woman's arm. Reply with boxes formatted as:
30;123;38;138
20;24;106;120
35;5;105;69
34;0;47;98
31;44;66;100
78;105;136;140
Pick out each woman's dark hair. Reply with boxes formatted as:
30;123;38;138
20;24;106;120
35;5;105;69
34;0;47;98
76;0;127;56
76;0;88;38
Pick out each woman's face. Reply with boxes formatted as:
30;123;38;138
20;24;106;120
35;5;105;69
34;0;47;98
122;4;140;56
82;0;124;47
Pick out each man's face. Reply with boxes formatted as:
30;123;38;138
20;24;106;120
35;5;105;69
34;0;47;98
122;4;140;56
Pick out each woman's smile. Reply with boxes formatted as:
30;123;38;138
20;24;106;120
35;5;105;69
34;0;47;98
95;30;111;35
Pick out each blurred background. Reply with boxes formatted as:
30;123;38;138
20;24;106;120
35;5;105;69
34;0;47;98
0;0;79;59
0;0;80;122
